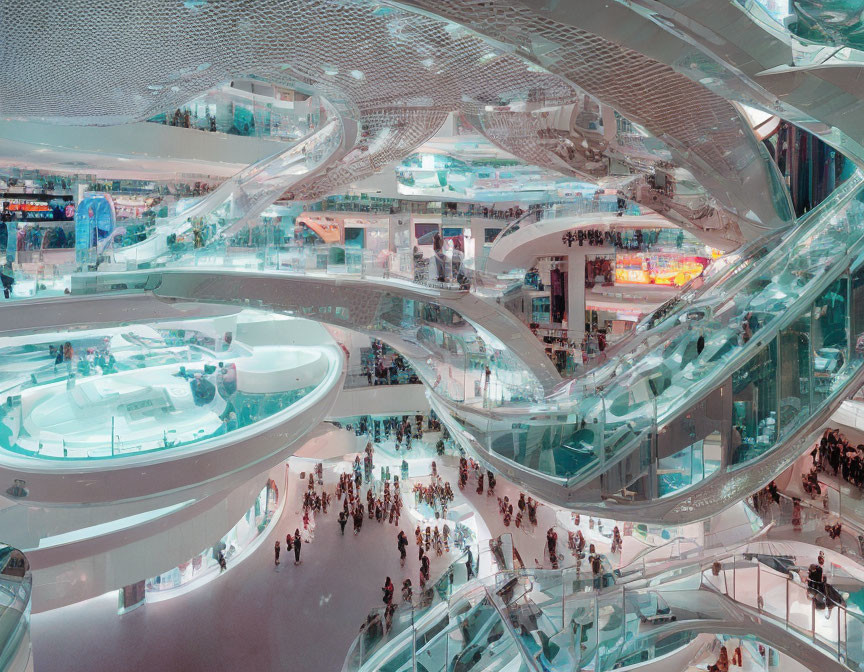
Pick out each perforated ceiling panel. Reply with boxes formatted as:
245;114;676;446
0;0;576;124
398;0;795;238
0;0;791;241
0;0;586;207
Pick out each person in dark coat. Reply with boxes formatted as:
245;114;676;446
293;528;302;564
397;531;408;567
382;577;394;605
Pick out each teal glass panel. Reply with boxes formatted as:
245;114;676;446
779;313;812;433
731;338;778;465
812;275;849;407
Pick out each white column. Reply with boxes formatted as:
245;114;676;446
568;250;586;343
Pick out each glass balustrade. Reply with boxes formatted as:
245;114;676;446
435;174;864;489
346;542;864;672
493;196;644;245
38;170;864;492
5;170;864;502
147;84;323;141
699;552;861;666
343;548;480;671
0;545;30;672
0;324;339;462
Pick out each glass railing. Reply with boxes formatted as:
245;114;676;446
0;336;339;461
493;196;644;244
0;336;208;398
618;536;703;577
346;542;864;672
529;546;864;670
700;551;862;667
6;173;864;501
345;579;537;672
343;547;480;671
63;265;548;409
0;545;30;672
110;96;341;268
755;486;864;567
435;172;864;486
147;85;322;141
22;167;862;488
4;382;322;461
737;0;864;63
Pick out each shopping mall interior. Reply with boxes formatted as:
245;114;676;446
5;1;864;670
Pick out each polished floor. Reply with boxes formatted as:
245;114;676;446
30;441;605;672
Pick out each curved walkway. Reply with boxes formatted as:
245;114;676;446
5;172;864;523
113;99;350;266
354;538;863;672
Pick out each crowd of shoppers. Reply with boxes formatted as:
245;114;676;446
50;338;117;378
809;428;864;489
562;227;680;250
164;107;218;133
359;339;421;387
340;412;446;450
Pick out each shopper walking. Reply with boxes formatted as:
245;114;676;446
546;528;558;560
420;554;431;588
397;530;409;567
274;540;281;566
293;528;302;565
338;510;347;535
382;577;394;606
591;554;603;589
0;263;14;299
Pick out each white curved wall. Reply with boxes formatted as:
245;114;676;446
488;212;672;270
27;464;284;612
0;344;343;505
0;119;283;178
235;347;330;393
326;384;429;418
0;294;242;338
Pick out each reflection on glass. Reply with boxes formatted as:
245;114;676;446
812;276;849;406
0;324;330;460
658;432;721;497
779;313;811;433
731;339;778;466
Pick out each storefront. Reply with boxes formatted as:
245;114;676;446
1;193;76;260
1;194;74;223
112;195;156;221
295;212;390;250
584;299;646;340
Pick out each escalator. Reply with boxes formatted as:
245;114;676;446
111;97;349;267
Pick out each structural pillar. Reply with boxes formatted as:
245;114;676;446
568;250;585;344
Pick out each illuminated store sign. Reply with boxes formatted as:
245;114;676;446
614;252;708;286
